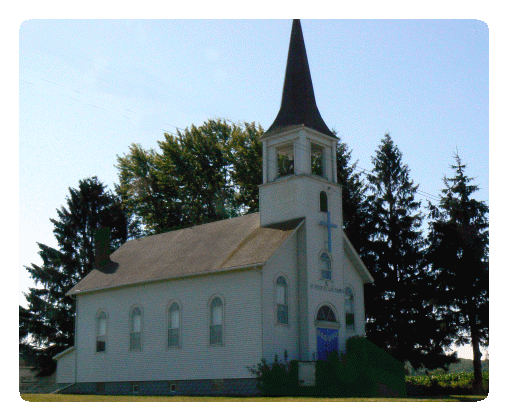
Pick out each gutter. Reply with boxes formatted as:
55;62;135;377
68;263;265;296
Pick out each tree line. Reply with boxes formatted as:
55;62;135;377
19;118;488;392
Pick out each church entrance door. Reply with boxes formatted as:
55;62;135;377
316;327;339;361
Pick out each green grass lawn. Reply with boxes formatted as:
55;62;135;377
20;394;488;402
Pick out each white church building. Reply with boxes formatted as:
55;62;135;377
53;20;374;396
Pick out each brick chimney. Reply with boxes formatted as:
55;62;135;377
94;226;111;269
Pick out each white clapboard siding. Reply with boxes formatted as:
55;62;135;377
343;252;366;338
261;231;300;362
55;349;76;384
75;269;262;383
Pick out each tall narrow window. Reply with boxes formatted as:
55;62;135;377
311;143;324;177
210;297;223;345
168;302;181;348
130;306;142;351
320;252;332;281
319;191;328;212
277;144;294;177
96;310;107;352
345;287;355;330
276;276;288;324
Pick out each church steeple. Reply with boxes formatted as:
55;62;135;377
265;19;335;138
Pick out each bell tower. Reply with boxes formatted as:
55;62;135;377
259;20;345;361
259;19;341;228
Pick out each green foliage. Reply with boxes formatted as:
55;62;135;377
249;338;406;398
20;177;131;374
248;352;299;396
116;119;263;236
406;372;489;396
426;153;489;391
334;136;371;258
115;144;170;236
316;337;406;397
364;134;454;371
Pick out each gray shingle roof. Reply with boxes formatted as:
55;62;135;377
67;213;302;295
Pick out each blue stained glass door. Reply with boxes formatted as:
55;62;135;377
316;328;339;361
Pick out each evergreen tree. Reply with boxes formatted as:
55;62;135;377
364;134;454;370
20;177;130;374
333;136;371;258
426;153;488;392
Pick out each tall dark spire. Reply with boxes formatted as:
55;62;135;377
265;19;335;138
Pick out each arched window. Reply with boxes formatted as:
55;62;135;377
345;287;355;330
319;191;328;212
311;143;324;177
210;297;224;345
276;276;288;324
316;305;337;323
277;144;294;177
320;252;332;281
130;306;142;351
96;310;108;352
168;302;181;348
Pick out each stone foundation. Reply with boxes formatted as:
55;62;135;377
58;378;258;396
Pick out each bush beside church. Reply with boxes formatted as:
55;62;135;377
249;336;406;398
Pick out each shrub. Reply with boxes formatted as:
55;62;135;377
248;352;299;396
406;372;489;395
249;337;407;397
315;337;406;397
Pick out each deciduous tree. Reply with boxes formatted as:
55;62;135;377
116;119;263;235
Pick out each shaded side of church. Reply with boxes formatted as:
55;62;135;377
53;20;374;396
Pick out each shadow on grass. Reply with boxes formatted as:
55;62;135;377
20;394;489;402
443;395;488;402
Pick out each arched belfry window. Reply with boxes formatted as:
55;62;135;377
210;297;224;345
320;191;328;212
276;276;288;324
96;310;108;352
168;302;181;347
320;252;332;281
311;143;324;177
130;306;142;351
345;287;355;330
316;305;337;323
277;143;294;177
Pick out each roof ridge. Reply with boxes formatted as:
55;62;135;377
217;228;263;269
126;212;260;245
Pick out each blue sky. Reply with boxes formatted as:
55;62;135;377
18;18;491;359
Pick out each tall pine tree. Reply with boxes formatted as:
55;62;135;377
334;136;371;259
20;177;130;374
426;153;488;391
365;134;454;370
